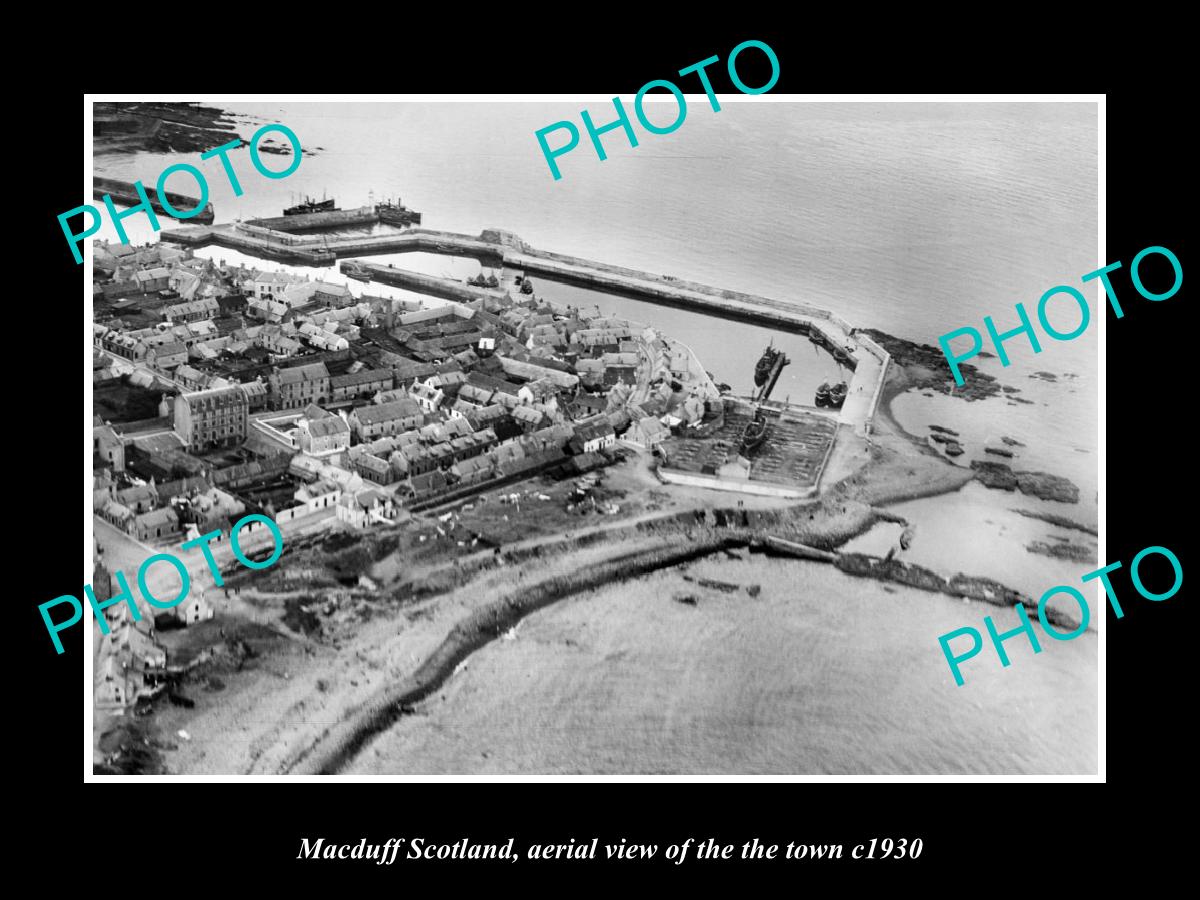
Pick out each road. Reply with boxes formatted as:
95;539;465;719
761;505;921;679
92;508;337;613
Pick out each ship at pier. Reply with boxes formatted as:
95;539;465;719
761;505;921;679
341;260;372;283
283;195;338;216
376;197;422;226
755;345;782;388
815;381;848;409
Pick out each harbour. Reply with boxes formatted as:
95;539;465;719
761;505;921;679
89;100;1099;778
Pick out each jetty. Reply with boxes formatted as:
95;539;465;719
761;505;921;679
96;175;214;225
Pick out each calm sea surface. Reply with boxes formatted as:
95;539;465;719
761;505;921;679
94;101;1099;772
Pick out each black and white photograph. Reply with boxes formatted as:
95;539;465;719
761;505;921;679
83;97;1100;778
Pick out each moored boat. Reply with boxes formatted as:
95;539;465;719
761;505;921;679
740;408;771;454
829;381;848;408
341;261;371;282
755;345;781;387
376;197;422;226
815;382;832;407
284;196;338;216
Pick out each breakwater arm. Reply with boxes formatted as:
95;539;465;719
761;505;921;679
95;175;214;225
345;261;509;305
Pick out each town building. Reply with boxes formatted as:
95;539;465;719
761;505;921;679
330;369;394;403
348;398;424;441
132;506;180;542
174;385;249;452
336;488;399;528
409;380;444;413
147;341;188;370
571;420;617;454
269;362;331;410
162;593;214;627
161;298;219;323
297;413;351;457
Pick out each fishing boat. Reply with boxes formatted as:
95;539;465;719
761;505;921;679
829;381;848;408
740;407;771;454
376;197;422;226
341;261;371;283
755;345;781;387
283;195;338;216
815;382;833;407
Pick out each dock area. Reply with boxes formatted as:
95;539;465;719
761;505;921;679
159;222;890;435
658;399;839;499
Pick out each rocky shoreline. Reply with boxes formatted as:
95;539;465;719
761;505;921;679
95;102;245;155
861;328;1012;402
1026;540;1095;564
833;552;1080;628
970;461;1080;503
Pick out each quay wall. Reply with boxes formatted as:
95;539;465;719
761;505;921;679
353;262;506;305
657;467;815;499
514;245;836;323
247;207;378;232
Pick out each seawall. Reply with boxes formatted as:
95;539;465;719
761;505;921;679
347;261;508;305
248;207;380;232
95;175;214;226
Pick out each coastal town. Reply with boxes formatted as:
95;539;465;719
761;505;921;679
91;195;887;721
90;126;1093;776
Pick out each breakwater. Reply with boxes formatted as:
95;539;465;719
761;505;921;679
248;207;380;231
95;175;214;225
344;261;508;305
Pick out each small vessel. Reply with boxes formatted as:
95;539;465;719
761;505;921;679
828;381;848;408
815;382;833;407
284;195;338;216
755;345;782;387
740;408;771;454
376;197;422;226
520;278;534;295
341;261;371;283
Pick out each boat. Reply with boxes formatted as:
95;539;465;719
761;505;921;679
376;197;422;227
815;382;832;407
341;261;371;283
828;381;848;408
283;195;338;216
755;345;781;387
740;408;771;454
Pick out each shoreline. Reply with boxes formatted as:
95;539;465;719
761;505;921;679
285;534;745;774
